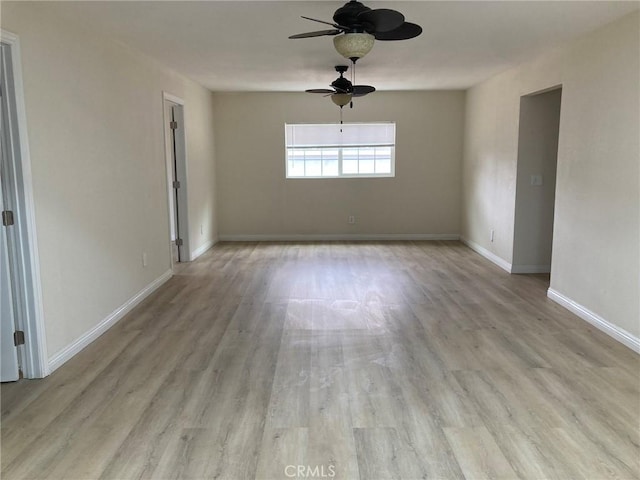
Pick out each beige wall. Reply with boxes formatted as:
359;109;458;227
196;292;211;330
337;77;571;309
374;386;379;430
184;87;218;253
1;3;218;360
214;91;465;237
462;12;639;338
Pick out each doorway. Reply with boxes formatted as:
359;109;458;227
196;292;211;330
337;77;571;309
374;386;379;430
512;86;562;275
0;31;48;380
163;93;190;264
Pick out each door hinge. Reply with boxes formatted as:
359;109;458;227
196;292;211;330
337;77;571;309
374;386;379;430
172;180;181;189
176;238;183;247
2;210;14;226
170;121;178;130
14;330;25;346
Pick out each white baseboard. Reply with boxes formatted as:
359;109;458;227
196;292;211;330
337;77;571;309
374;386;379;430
547;288;640;353
460;237;512;273
511;264;551;274
48;269;173;372
190;238;216;261
218;233;460;242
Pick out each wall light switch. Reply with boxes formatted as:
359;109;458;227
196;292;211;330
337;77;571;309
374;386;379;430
531;174;543;186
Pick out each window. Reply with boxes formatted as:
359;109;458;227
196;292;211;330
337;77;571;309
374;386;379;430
285;123;396;178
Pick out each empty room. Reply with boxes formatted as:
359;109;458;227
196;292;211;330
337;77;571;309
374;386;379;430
1;1;638;479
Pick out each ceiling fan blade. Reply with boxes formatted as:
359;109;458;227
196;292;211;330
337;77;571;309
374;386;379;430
352;85;376;97
374;22;422;41
290;29;341;39
306;89;336;94
358;9;404;33
300;16;345;30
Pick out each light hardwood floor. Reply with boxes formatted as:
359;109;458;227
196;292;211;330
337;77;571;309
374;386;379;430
2;241;639;480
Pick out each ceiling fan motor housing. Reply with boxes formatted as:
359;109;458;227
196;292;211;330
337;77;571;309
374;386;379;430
331;76;353;93
333;0;371;32
304;64;375;101
289;0;422;42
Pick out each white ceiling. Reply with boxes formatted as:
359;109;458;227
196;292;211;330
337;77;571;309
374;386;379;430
42;1;639;92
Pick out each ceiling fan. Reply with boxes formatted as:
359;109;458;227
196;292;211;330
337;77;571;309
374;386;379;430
306;65;375;108
289;0;422;61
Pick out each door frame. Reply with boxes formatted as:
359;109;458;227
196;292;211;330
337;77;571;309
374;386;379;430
1;30;49;378
162;92;190;264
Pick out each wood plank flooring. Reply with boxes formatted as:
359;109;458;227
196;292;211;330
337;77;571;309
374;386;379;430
2;241;639;480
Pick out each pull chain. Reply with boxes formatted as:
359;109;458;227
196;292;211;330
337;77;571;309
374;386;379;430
352;60;356;85
351;60;356;109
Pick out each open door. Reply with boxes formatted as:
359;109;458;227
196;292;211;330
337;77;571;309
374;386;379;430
1;184;19;382
1;42;20;381
163;94;189;264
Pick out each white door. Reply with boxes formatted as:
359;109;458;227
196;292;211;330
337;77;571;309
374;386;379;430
1;41;20;381
163;95;189;263
170;105;183;262
0;186;19;382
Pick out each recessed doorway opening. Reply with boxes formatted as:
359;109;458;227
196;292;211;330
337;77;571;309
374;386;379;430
512;86;562;282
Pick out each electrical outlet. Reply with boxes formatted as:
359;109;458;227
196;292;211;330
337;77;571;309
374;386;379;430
348;215;356;225
490;229;495;242
142;252;148;267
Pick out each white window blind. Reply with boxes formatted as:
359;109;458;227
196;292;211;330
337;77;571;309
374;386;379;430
285;123;396;178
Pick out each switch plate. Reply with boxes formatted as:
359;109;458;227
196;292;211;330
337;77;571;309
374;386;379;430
531;174;543;186
142;252;148;267
348;215;356;224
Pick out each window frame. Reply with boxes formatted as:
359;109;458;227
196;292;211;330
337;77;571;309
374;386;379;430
285;122;396;179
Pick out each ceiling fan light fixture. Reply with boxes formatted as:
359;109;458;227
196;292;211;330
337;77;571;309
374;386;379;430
331;93;353;107
333;33;374;60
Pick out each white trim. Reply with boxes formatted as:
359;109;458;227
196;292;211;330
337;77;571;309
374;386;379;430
460;237;512;273
163;91;184;106
190;239;216;261
511;264;551;274
48;270;173;372
218;233;460;242
547;288;640;354
1;30;49;378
